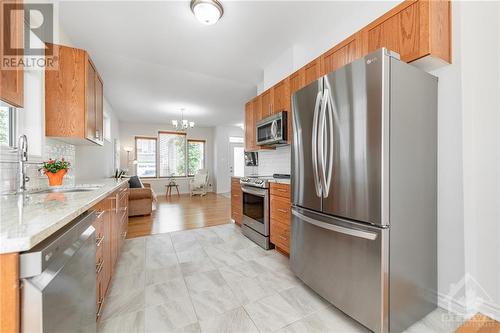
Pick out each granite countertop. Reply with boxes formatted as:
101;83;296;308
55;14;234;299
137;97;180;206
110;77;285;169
0;178;128;254
268;178;291;185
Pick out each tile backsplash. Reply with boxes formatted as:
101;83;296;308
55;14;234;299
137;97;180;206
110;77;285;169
0;138;76;193
245;146;291;176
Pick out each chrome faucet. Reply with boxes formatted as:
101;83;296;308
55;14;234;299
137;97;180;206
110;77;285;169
18;135;30;192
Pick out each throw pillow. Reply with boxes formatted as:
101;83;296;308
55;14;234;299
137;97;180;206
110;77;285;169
128;176;144;188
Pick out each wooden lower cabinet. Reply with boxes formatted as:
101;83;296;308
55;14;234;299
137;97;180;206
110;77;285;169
269;183;291;255
231;177;242;225
92;183;129;321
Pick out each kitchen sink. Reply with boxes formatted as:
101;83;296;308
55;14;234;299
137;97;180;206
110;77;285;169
30;186;103;194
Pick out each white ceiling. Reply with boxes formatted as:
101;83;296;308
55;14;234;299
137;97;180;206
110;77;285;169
58;1;397;126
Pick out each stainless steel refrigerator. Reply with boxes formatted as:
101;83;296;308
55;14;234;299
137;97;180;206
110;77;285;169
290;48;438;333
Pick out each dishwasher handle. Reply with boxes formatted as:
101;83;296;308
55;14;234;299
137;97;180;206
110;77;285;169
20;210;98;278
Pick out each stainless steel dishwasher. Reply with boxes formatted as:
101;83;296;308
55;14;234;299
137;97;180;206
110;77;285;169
20;210;98;333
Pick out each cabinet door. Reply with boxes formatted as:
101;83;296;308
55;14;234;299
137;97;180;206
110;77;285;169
252;95;262;126
272;79;290;114
322;36;361;75
304;58;322;86
289;69;305;95
260;89;273;119
367;2;420;62
102;209;112;293
244;101;253;151
231;179;242;225
0;0;24;107
86;60;97;142
109;195;118;270
95;75;104;144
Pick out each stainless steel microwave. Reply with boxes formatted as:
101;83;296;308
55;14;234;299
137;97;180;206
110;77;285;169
256;111;288;146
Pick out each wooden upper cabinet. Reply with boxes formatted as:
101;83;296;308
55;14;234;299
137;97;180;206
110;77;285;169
244;101;254;151
0;0;24;107
260;89;273;120
322;33;363;75
253;95;262;125
366;0;451;67
289;68;305;95
272;78;290;114
45;44;104;145
304;58;322;86
86;61;97;142
95;73;104;143
241;0;451;149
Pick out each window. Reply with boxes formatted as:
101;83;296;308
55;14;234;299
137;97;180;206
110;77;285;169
159;131;186;177
0;104;15;147
188;140;205;176
103;113;111;142
135;137;157;177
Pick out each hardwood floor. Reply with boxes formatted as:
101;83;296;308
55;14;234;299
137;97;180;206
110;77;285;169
126;193;232;238
455;314;500;333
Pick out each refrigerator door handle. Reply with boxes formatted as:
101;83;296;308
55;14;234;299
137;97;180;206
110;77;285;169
318;88;329;197
311;89;323;197
322;87;335;198
292;209;378;240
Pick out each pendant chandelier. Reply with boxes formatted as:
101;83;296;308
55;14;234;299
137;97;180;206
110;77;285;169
172;108;195;130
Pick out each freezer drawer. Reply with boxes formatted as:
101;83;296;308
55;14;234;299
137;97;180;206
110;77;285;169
290;207;389;333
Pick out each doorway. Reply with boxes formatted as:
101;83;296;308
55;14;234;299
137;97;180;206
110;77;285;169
230;143;244;177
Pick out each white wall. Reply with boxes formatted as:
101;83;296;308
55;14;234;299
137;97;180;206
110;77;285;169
429;2;467;314
74;99;120;180
213;126;244;193
119;122;215;195
459;1;500;320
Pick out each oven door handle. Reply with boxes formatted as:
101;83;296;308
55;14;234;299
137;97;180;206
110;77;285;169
241;186;267;197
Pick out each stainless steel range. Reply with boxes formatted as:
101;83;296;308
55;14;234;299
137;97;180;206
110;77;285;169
240;176;274;249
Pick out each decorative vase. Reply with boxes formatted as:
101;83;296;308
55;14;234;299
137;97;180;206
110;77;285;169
46;169;67;186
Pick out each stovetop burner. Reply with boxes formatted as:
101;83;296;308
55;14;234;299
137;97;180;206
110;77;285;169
240;174;290;188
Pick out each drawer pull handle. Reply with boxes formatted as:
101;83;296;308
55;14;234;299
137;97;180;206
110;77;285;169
96;235;104;247
96;297;104;319
96;258;104;274
278;235;288;240
96;210;105;219
277;189;288;192
277;209;288;213
122;231;127;239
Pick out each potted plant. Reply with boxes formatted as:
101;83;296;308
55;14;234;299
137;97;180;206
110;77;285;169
43;158;71;186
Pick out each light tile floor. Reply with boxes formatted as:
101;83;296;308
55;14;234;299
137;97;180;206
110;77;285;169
98;223;464;333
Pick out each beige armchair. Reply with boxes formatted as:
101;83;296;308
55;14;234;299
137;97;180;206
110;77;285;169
189;169;209;196
129;183;154;216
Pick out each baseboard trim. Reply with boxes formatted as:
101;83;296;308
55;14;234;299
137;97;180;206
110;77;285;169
438;292;500;322
477;300;500;322
438;292;468;317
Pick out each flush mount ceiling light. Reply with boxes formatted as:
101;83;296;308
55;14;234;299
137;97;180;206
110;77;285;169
190;0;224;25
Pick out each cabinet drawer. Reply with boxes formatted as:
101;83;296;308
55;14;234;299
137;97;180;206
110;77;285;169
271;220;290;251
270;195;291;226
96;273;105;321
270;183;290;199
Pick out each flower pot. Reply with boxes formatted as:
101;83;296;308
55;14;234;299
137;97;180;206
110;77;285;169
46;169;67;186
